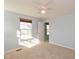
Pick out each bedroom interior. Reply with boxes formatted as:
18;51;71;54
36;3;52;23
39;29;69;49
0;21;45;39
4;0;75;59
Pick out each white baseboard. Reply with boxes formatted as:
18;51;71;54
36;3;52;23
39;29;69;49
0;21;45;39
49;42;75;50
4;47;23;54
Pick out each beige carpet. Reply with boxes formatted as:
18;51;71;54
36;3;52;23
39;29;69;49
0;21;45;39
5;42;75;59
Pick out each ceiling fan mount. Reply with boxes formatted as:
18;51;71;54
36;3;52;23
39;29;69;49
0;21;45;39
32;0;53;14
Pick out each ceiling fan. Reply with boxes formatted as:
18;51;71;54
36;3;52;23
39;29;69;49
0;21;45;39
32;0;53;14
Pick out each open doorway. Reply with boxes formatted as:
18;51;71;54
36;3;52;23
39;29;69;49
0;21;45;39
44;22;49;42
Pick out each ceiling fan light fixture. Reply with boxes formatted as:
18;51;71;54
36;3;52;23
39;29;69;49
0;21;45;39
41;10;46;14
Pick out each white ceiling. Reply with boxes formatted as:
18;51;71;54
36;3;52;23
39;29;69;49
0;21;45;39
5;0;75;18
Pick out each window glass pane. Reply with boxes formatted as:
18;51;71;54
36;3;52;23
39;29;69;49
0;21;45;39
21;35;25;39
20;24;25;29
28;30;32;33
23;30;27;34
25;23;32;29
17;34;20;38
21;30;26;35
17;30;20;38
25;25;29;29
17;30;20;35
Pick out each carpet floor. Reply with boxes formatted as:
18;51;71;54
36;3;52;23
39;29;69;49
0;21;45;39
5;42;75;59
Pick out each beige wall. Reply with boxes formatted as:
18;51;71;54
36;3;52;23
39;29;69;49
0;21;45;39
43;14;75;49
4;10;39;51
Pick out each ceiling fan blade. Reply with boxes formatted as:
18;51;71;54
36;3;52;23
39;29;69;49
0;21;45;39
46;8;52;10
33;0;43;5
43;0;53;7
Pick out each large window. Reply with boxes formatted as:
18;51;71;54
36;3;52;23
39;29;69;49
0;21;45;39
17;18;40;48
20;22;32;40
17;18;32;40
